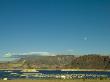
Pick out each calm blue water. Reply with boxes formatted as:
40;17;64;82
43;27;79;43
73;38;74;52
0;70;110;80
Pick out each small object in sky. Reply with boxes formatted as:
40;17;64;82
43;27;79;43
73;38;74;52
84;37;88;41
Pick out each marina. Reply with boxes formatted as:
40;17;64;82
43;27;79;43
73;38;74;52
0;69;110;80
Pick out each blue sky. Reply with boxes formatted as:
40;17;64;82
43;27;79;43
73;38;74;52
0;0;110;55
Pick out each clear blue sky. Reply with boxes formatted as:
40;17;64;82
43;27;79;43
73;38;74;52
0;0;110;55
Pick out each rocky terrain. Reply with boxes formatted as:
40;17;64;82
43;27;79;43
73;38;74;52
0;54;110;69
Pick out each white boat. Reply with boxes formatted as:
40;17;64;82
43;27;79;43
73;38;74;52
21;69;39;72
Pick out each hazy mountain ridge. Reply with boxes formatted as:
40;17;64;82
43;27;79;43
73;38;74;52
15;54;110;69
0;54;110;69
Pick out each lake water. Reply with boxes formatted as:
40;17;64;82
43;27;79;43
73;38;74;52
0;70;110;80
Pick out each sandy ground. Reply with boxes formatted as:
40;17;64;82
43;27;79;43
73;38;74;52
0;80;110;82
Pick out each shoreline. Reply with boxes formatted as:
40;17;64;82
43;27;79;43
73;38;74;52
0;79;110;82
0;69;110;72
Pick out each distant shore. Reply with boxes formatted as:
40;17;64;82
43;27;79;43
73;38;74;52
0;68;110;72
0;79;110;82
